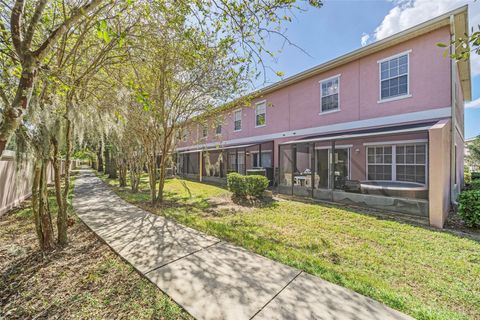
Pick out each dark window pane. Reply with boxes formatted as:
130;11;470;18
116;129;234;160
381;62;388;73
381;89;389;99
416;145;426;153
390;86;399;96
389;58;398;69
416;154;425;164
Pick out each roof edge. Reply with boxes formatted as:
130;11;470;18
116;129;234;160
255;5;468;97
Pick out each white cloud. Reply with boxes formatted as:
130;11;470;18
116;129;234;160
361;33;370;47
466;97;480;109
366;0;480;76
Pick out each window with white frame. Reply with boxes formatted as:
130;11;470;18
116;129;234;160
396;144;426;184
234;110;242;131
367;143;427;184
320;76;339;113
202;125;208;138
367;146;393;180
255;101;266;127
379;53;409;100
215;124;222;135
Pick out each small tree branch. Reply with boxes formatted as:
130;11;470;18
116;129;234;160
32;0;105;62
10;0;25;60
23;0;48;51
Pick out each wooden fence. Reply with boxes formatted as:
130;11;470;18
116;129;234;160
0;150;79;215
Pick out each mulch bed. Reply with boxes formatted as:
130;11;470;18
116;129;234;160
0;200;190;320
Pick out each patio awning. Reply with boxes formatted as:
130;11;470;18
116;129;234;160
280;121;437;145
178;140;273;154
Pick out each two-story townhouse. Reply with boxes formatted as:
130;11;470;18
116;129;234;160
175;6;471;228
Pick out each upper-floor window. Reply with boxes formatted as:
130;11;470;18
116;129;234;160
320;76;340;113
202;126;208;138
255;101;266;127
215;124;222;135
379;52;409;101
234;110;242;131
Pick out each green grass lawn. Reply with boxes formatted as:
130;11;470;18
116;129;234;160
98;173;480;320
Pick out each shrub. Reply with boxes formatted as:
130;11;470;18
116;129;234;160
470;179;480;190
227;173;269;198
464;166;472;185
472;172;480;180
227;173;247;197
458;190;480;227
245;175;269;198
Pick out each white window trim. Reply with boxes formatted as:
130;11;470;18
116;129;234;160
319;74;341;114
377;49;411;103
233;109;242;132
255;100;267;128
365;142;428;186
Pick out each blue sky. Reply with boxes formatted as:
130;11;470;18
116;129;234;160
258;0;480;139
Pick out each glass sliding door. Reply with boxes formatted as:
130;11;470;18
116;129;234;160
278;144;293;194
314;147;350;189
293;143;312;196
315;149;329;189
333;148;350;190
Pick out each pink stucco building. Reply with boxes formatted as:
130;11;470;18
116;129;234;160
175;6;471;228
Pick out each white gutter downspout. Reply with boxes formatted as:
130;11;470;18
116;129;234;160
450;14;458;206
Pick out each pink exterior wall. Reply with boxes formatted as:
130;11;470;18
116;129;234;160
178;26;451;151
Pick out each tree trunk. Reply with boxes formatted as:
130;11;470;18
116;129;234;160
32;159;55;251
97;144;103;172
52;137;67;246
32;160;43;248
58;119;72;246
156;154;169;203
147;154;157;204
104;145;111;175
119;159;127;187
130;170;139;192
108;152;118;179
0;64;37;155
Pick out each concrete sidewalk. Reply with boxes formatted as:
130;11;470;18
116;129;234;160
73;170;412;320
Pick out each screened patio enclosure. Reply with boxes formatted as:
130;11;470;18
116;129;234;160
177;141;274;184
278;122;434;217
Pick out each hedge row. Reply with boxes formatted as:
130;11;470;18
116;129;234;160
458;190;480;227
227;173;269;198
458;172;480;228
